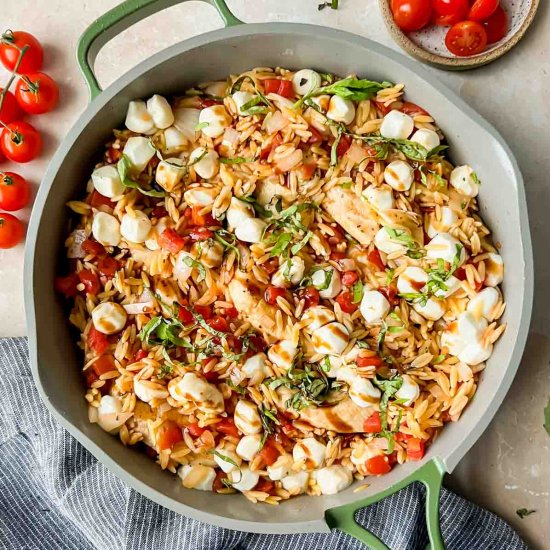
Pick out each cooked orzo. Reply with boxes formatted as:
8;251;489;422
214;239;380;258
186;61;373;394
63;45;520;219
56;66;506;502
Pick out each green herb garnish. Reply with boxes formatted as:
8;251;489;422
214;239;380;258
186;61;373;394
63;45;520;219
117;154;166;198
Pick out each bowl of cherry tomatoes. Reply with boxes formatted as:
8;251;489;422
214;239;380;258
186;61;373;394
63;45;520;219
380;0;540;69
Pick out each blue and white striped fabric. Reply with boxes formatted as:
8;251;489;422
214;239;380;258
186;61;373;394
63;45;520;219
0;338;526;550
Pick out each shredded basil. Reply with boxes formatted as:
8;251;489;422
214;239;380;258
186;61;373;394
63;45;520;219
384;227;424;259
219;157;255;164
182;256;207;281
195;121;209;131
117;154;166;198
230;75;271;107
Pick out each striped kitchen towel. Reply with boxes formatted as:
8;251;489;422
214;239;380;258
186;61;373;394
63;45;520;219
0;338;526;550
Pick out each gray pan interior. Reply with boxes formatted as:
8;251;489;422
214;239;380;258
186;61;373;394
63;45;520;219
24;23;533;534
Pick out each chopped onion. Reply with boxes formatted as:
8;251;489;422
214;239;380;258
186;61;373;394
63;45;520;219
67;229;87;259
345;142;369;165
275;149;303;173
264;110;289;135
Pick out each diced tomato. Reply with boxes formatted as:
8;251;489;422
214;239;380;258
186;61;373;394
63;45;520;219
263;78;294;98
54;273;80;298
213;470;228;492
92;354;116;376
380;285;399;306
356;355;385;368
208;316;229;332
365;455;392;475
83;368;98;387
254;478;275;493
225;306;239;319
195;304;212;320
363;411;382;433
157;420;184;451
88;326;109;355
188;227;214;241
367;249;385;271
262;257;279;275
395;431;412;443
226;335;243;353
151;205;168;218
88;190;114;208
374;100;392;116
327;225;345;245
336;134;352;158
198;98;221;108
203;369;220;383
177;305;194;325
216;418;240;438
330;250;347;262
97;256;120;278
133;349;148;362
187;422;206;438
302;286;320;309
247;335;267;353
106;147;122;163
297;160;316;180
258;440;280;467
260;133;283;160
307;126;323;144
407;438;426;461
388;451;398;466
342;270;359;287
336;290;358;314
275;429;293;450
78;269;100;295
81;238;106;258
265;286;286;305
400;101;429;117
188;205;219;227
158;228;186;253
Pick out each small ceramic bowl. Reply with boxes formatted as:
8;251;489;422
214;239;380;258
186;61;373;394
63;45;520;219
379;0;540;70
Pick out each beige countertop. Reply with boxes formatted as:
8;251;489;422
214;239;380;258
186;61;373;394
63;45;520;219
1;0;549;546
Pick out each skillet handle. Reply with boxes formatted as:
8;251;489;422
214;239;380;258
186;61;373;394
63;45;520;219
77;0;243;99
325;458;446;550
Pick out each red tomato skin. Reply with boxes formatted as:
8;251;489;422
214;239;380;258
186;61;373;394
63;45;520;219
187;422;206;438
336;134;352;158
380;284;399;306
391;0;433;32
188;205;219;227
88;190;114;208
254;478;275;493
0;172;30;211
342;270;359;287
445;21;488;56
468;0;499;21
265;286;286;305
363;411;382;433
194;304;212;320
258;441;280;467
0;89;24;124
307;126;323;144
216;418;240;438
92;354;116;376
356;355;384;368
177;306;195;325
97;256;120;278
368;249;385;271
260;133;283;160
0;31;44;73
0;121;42;163
88;326;109;355
302;286;320;309
132;349;148;362
432;0;469;26
157;421;183;451
0;212;24;248
225;306;238;319
158;228;186;253
81;239;106;258
483;5;508;43
366;455;392;475
14;72;59;115
78;269;100;295
263;79;294;98
407;438;426;460
208;316;229;332
335;290;359;314
187;227;213;241
400;101;429;117
54;273;80;298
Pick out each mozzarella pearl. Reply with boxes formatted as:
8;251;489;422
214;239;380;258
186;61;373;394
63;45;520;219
91;165;125;198
397;266;428;294
234;400;262;435
125;100;156;134
173;107;200;141
301;306;335;332
198;105;232;138
426;233;467;265
311;322;349;355
123;137;156;172
457;311;488;342
327;96;356;125
292;69;321;96
241;353;269;384
226;197;254;229
232;91;255;115
426;206;458;239
484;253;504;287
229;467;259;492
235;218;267;244
267;340;298;370
173;251;195;286
189;147;219;180
293;438;327;469
395;374;420;406
97;396;126;433
374;227;406;255
458;340;493;365
145;218;169;251
146;94;174;129
236;434;262;461
192;240;223;269
154;280;179;307
133;378;169;403
183;186;218;208
450;165;479;198
120;211;152;244
315;465;353;495
92;212;121;247
92;302;127;335
155;158;186;192
441;327;465;356
414;297;445;321
363;185;394;211
380;110;414;140
311;94;330;113
281;471;309;494
467;287;500;321
410;128;440;152
384;160;414;192
267;454;293;481
178;464;216;491
214;447;242;473
164;126;187;151
433;275;462;299
360;290;390;324
272;257;306;288
204;81;227;97
349;376;381;408
311;267;342;299
170;373;224;413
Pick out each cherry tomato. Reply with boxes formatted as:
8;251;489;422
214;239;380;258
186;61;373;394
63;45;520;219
188;205;219;227
0;121;42;163
336;134;352;158
187;227;213;241
92;354;116;376
225;306;238;319
263;78;294;98
330;250;347;262
365;455;392;475
335;290;358;314
88;326;109;356
187;422;206;438
0;212;24;248
391;0;432;32
483;5;508;43
400;101;429;117
97;256;120;278
14;72;59;115
363;411;382;433
0;172;30;211
341;270;359;287
297;160;316;180
327;225;346;245
158;228;186;253
432;0;469;26
151;205;168;218
0;89;23;124
367;249;385;271
203;369;220;383
78;269;100;295
157;420;183;451
265;285;287;305
194;304;212;320
213;470;228;492
132;349;148;362
81;238;106;258
88;190;114;208
395;431;413;443
208;315;229;332
445;20;488;56
307;126;323;144
260;133;283;160
356;355;385;368
198;98;221;109
258;440;280;467
177;305;194;325
407;438;426;460
247;334;267;353
254;478;275;493
215;418;240;437
302;286;320;309
380;285;399;306
0;31;43;73
54;272;79;298
468;0;499;21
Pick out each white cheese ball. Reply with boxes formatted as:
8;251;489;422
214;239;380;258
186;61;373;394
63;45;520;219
484;253;504;287
91;302;127;334
198;104;232;138
267;454;293;481
414;297;445;321
234;400;262;435
311;322;349;355
467;287;500;321
374;227;406;255
190;147;219;180
214;447;242;474
92;212;121;247
155;158;186;192
450;165;480;198
91;165;125;198
311;94;330;113
183;186;218;208
97;395;126;433
173;107;200;141
235;218;267;244
362;185;394;211
301;306;335;332
226;197;255;229
232;90;255;115
327;96;356;125
229;467;259;492
349;376;381;408
164;126;187;151
204;81;228;97
120;211;152;244
281;471;309;494
441;328;465;356
146;94;174;129
384;160;414;192
267;340;298;370
123;136;156;172
457;311;488;342
292;69;321;96
170;373;224;413
293;438;327;470
360;290;390;324
397;266;428;295
125;100;156;134
178;464;216;491
236;434;262;462
191;240;223;269
380;110;414;140
458;340;493;365
133;378;169;403
311;267;342;299
173;250;195;286
410;128;440;152
426;206;458;239
241;353;268;384
315;465;353;495
272;257;306;288
426;233;467;265
395;374;420;406
433;275;462;299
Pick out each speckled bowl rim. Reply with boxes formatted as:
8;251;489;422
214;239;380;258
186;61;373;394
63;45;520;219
379;0;540;70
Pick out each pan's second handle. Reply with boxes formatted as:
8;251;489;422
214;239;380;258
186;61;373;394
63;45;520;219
325;458;446;550
77;0;243;99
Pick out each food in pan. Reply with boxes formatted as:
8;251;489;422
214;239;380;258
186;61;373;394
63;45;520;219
57;66;505;503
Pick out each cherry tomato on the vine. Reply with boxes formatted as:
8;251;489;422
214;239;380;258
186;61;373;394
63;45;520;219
391;0;432;32
468;0;500;22
0;212;24;248
0;121;42;163
432;0;469;26
445;20;488;56
14;72;59;115
0;31;43;73
483;6;508;44
0;171;30;211
0;88;23;124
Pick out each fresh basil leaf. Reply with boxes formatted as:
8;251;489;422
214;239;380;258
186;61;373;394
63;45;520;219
330;125;344;166
315;77;393;102
391;139;429;161
139;316;162;343
182;256;206;281
291;231;312;255
351;280;363;304
219;157;254;164
471;171;482;185
117;154;166;198
230;75;271;107
427;145;448;158
269;232;293;257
